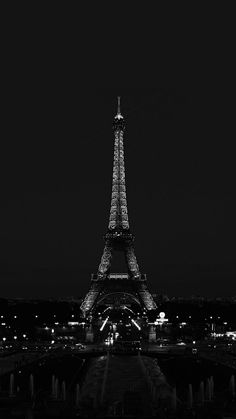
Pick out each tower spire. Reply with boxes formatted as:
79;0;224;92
115;96;123;120
117;96;121;115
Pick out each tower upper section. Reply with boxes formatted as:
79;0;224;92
113;96;125;130
108;97;129;231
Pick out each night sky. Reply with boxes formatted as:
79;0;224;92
1;86;235;298
1;15;235;298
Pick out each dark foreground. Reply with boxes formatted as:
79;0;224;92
0;351;236;418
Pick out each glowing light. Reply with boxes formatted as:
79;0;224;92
3;337;6;341
131;319;141;330
212;332;224;337
100;317;109;331
116;113;123;120
13;336;17;340
23;334;26;338
123;306;135;314
154;314;168;325
103;307;112;313
226;331;236;339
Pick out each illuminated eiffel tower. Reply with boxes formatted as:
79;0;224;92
81;98;156;316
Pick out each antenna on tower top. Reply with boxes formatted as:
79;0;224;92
117;96;121;115
115;96;123;119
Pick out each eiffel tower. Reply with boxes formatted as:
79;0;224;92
81;98;156;316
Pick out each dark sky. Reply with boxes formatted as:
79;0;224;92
0;15;235;298
1;86;235;298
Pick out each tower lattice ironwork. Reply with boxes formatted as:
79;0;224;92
80;98;156;315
